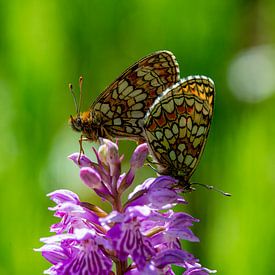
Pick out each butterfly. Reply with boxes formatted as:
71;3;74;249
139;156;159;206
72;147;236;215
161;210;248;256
70;51;180;145
143;75;215;190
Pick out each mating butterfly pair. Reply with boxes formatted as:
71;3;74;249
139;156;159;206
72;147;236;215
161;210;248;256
70;51;215;189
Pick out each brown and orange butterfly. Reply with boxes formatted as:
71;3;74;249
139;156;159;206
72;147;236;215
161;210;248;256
143;75;215;190
70;51;179;145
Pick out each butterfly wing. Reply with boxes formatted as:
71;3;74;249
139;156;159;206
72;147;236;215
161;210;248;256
91;51;180;141
143;76;215;181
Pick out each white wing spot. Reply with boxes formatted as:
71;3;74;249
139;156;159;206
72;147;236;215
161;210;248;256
100;103;110;114
121;85;134;97
135;93;147;102
113;118;122;125
195;101;203;112
169;150;176;161
113;89;118;99
185;97;195;106
130;89;142;98
106;110;114;118
132;103;143;110
162;100;174;113
155;131;163;140
197;126;205;136
184;155;194;166
178;143;186;151
151;78;160;87
118;80;128;93
164;128;173;139
191;125;198;135
193;137;202;148
144;73;155;81
126;126;134;133
179;117;186;127
172;123;179;135
178;153;184;163
174;97;184;106
117;106;122;114
130;111;144;118
137;69;148;77
187;117;192;131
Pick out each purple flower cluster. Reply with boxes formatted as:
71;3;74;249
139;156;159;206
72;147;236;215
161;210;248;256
36;139;216;275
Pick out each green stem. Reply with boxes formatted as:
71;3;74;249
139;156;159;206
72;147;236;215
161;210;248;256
116;259;127;275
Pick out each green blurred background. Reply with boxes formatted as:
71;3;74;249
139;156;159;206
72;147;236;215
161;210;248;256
1;0;275;274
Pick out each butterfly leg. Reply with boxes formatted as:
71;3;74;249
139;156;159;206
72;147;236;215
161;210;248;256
145;155;161;173
146;155;159;165
145;156;162;173
145;162;159;173
78;135;88;164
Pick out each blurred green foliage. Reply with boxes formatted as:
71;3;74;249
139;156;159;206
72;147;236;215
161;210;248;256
0;0;275;274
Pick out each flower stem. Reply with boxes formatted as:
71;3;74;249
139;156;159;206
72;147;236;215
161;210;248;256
113;192;123;212
116;259;128;275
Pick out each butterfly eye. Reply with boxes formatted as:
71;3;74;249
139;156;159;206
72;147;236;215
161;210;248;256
76;117;82;125
74;117;83;131
70;115;82;132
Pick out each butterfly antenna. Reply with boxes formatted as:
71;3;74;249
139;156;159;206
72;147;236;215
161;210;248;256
78;76;83;116
192;182;231;197
69;83;78;114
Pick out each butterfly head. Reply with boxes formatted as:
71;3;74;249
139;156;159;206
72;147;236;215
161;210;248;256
70;111;101;141
70;111;92;132
70;114;83;132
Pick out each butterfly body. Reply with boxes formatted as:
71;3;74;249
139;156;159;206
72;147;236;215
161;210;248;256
70;51;180;143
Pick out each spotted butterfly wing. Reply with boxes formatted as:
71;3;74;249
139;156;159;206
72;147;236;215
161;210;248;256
70;51;180;143
143;76;215;187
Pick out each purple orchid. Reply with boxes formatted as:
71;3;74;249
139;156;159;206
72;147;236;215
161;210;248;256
36;139;216;274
